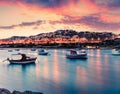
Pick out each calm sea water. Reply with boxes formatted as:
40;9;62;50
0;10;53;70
0;49;120;94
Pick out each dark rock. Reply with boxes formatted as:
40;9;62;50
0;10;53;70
12;90;43;94
23;91;43;94
0;88;43;94
12;90;22;94
0;88;11;94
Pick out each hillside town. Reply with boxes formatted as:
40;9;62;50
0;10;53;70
0;30;120;48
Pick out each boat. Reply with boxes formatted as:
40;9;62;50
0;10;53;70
15;49;20;51
66;49;87;59
38;49;48;55
31;48;36;51
112;49;120;55
7;57;37;64
7;53;37;64
8;49;13;52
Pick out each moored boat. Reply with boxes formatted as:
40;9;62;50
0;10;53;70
15;49;20;51
112;49;120;55
7;57;37;64
31;48;36;51
38;49;48;55
7;53;37;64
8;49;13;52
66;49;87;59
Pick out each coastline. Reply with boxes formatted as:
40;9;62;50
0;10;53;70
0;46;114;50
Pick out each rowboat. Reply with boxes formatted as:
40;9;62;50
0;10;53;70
66;49;87;59
38;49;48;55
7;53;37;64
7;57;37;64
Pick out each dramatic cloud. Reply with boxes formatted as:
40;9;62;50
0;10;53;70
0;20;43;29
78;16;120;31
0;0;107;16
0;25;16;29
0;0;66;8
19;20;43;27
0;0;120;38
94;0;120;7
50;15;120;31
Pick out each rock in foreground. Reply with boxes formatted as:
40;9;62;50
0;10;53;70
0;88;11;94
0;88;43;94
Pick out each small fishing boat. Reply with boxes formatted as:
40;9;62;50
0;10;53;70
112;49;120;55
38;49;48;55
31;48;36;51
7;53;37;64
7;58;37;64
66;49;87;59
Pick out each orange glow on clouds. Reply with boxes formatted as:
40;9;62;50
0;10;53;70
100;14;120;23
0;0;120;38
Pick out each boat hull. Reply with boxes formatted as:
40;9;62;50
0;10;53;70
38;52;48;55
8;58;37;64
66;54;87;59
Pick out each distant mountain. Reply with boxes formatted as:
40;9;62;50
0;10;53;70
0;30;117;41
34;30;116;41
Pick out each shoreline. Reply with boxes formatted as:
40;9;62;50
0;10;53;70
0;47;113;50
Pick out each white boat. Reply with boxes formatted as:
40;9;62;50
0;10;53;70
112;49;120;55
66;49;87;59
7;53;37;64
38;49;48;55
7;57;37;64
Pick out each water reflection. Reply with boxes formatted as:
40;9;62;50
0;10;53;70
35;63;41;82
43;57;49;80
0;49;120;94
95;49;103;86
76;66;87;86
6;63;37;91
53;50;60;84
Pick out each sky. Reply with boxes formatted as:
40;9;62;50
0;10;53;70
0;0;120;39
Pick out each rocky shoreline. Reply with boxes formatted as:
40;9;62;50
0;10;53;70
0;88;43;94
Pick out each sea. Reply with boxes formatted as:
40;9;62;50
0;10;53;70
0;48;120;94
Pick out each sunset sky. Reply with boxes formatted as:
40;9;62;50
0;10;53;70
0;0;120;39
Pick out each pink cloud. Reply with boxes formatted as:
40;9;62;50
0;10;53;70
0;0;120;32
